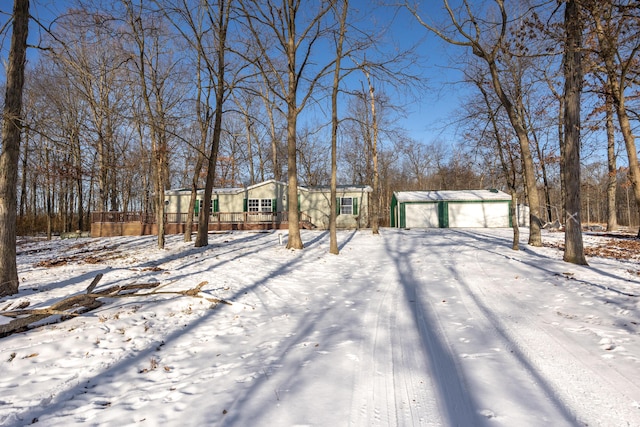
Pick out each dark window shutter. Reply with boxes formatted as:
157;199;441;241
243;198;247;212
213;199;219;213
353;198;358;215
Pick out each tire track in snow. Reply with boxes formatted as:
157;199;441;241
349;266;401;426
401;250;483;426
350;230;487;426
349;256;441;426
461;234;640;426
426;234;579;426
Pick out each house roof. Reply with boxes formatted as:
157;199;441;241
164;187;244;196
394;190;511;203
305;184;372;193
166;180;372;195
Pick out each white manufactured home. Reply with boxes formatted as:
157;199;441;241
390;190;517;229
164;179;372;230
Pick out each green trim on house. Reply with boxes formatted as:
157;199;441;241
390;195;398;227
438;201;449;228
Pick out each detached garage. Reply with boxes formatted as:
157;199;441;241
390;190;513;228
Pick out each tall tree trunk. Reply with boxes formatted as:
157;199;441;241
73;129;84;231
195;0;228;248
285;1;303;250
562;0;587;265
263;89;281;181
362;69;380;235
97;133;108;212
531;128;552;223
0;0;29;296
185;154;204;243
329;0;348;255
591;4;640;237
195;112;222;247
244;114;255;185
605;89;618;231
185;53;209;243
286;102;303;249
477;78;520;250
127;4;169;249
45;146;52;240
613;94;640;236
558;96;567;225
19;130;28;219
486;61;542;246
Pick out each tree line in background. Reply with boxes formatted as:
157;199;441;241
1;0;640;294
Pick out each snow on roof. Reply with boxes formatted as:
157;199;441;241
305;184;372;193
166;180;371;195
394;189;511;203
164;187;244;196
213;187;244;195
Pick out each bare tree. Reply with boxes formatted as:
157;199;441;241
604;86;618;231
361;67;381;234
562;0;587;265
584;0;640;236
464;63;522;250
50;10;128;214
240;0;336;250
329;0;348;254
192;0;231;248
0;0;29;296
160;0;235;247
124;1;179;249
408;0;544;246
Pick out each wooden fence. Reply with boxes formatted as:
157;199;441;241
90;211;314;237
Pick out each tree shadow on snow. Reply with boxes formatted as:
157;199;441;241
381;229;578;426
10;230;367;426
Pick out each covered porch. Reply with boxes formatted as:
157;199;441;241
90;211;315;237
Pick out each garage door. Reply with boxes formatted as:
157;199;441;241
405;203;439;228
448;202;509;227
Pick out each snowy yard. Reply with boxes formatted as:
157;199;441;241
1;228;640;426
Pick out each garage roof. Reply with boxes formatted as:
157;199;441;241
394;190;511;203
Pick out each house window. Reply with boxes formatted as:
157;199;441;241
196;199;217;215
340;197;353;215
248;198;272;212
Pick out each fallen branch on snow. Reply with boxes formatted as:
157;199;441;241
0;275;230;338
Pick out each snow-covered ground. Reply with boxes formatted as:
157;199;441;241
1;228;640;426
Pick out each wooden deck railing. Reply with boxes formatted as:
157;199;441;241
91;211;313;226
